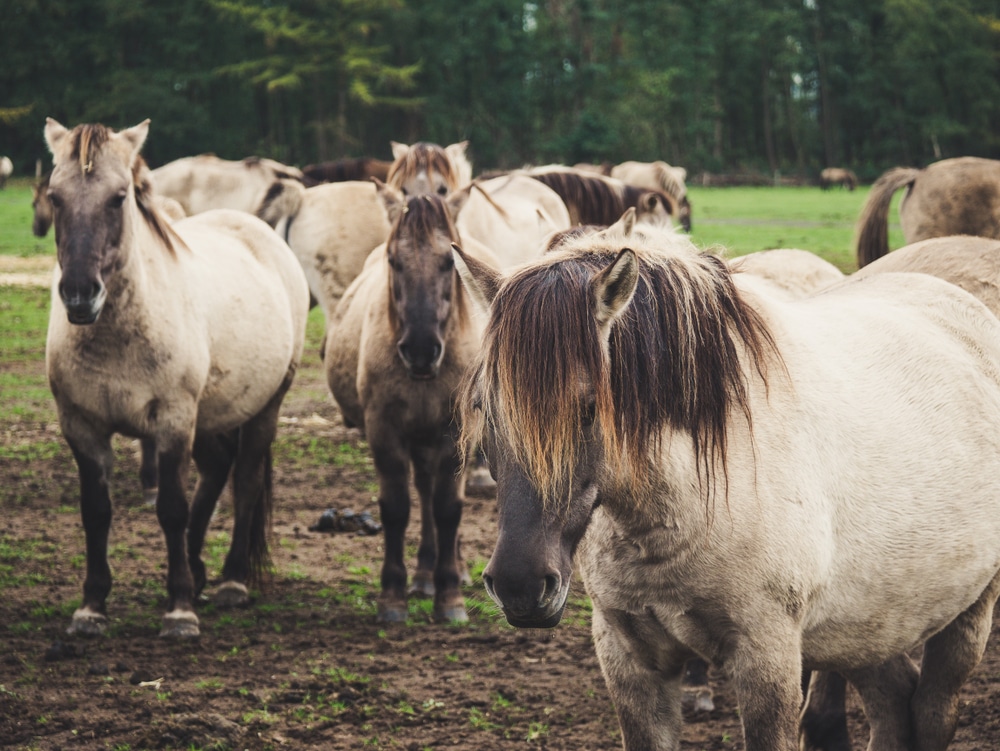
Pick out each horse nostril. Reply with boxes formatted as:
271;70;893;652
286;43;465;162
482;573;496;598
541;574;561;605
431;343;442;362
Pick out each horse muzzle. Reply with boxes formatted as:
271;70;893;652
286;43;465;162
397;338;444;380
60;280;107;325
482;569;570;629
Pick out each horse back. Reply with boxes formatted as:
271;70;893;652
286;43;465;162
901;157;1000;243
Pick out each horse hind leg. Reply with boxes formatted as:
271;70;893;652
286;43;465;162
139;436;158;505
799;670;851;751
841;654;919;751
911;571;1000;751
186;430;239;599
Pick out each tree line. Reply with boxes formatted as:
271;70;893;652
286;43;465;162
2;0;998;181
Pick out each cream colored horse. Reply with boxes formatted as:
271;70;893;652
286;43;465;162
610;160;692;230
151;153;306;216
728;248;845;299
44;118;309;639
324;183;498;623
456;218;1000;751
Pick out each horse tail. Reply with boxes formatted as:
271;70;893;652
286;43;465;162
855;167;920;267
255;178;305;229
247;445;275;588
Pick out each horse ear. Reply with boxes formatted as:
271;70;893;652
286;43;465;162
590;248;639;333
373;177;406;222
604;207;637;238
445;184;473;220
390;141;410;161
44;118;70;156
120;119;150;160
446;140;469;161
452;243;501;317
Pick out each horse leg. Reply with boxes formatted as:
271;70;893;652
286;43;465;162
725;634;803;751
369;424;412;623
799;671;851;751
64;430;115;636
219;385;290;608
408;463;437;599
682;658;715;713
590;606;688;750
840;655;919;751
911;571;1000;751
186;430;238;598
413;440;466;622
139;436;158;505
155;436;199;638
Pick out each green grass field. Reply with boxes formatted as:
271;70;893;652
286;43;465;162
0;179;55;258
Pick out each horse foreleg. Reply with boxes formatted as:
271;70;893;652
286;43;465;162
370;428;412;623
799;671;851;751
409;460;438;599
64;432;115;636
591;606;688;751
155;438;198;638
187;430;238;598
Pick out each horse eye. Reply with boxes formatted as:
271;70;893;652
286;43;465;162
437;185;448;196
47;192;62;208
581;400;597;428
108;192;126;208
441;255;454;272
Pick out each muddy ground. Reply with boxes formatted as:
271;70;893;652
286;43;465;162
4;301;1000;750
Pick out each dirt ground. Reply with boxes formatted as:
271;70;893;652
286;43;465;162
4;313;1000;751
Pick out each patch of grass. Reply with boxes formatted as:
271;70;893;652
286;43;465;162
0;182;55;258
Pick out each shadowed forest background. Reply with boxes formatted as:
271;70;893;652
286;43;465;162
2;0;1000;179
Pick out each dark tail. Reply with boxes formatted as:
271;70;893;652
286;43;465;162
855;167;920;268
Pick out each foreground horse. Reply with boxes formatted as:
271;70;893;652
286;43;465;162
44;118;309;638
151;153;306;216
324;183;495;623
609;160;692;231
455;219;1000;750
856;157;1000;267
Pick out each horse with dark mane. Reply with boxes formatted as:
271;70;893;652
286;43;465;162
302;157;392;184
44;118;309;638
454;217;1000;750
819;167;857;191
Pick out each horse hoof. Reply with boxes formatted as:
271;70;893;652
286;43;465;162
377;598;409;623
408;574;435;599
682;687;715;714
214;581;250;608
143;487;158;506
66;607;108;637
160;610;200;638
459;567;473;588
434;598;468;623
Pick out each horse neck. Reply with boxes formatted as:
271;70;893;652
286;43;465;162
99;201;166;317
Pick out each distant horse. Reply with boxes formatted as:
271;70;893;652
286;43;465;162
455;218;1000;750
302;157;392;184
525;166;682;231
388;140;472;195
573;161;612;175
44;118;309;638
610;160;692;231
819;167;857;191
0;155;12;189
150;153;306;216
324;182;497;623
855;157;1000;267
33;161;186;239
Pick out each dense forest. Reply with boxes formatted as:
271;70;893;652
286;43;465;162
2;0;999;180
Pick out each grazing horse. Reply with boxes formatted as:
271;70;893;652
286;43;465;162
0;155;12;189
525;166;682;231
855;157;1000;267
44;118;309;638
324;182;496;623
819;168;857;191
302;156;392;184
150;153;306;216
454;217;1000;751
610;160;692;231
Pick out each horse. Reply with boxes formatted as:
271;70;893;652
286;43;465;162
819;168;857;191
34;161;186;239
728;248;845;299
610;160;692;231
524;166;683;231
855;157;1000;267
454;216;1000;751
388;140;472;195
302;156;392;184
0;155;12;189
43;118;310;639
573;161;613;175
323;181;497;623
150;153;306;216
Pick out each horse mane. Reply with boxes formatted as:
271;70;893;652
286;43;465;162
66;124;176;252
463;225;777;506
384;194;469;335
387;142;460;190
529;170;675;226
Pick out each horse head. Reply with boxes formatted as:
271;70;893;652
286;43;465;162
387;140;468;198
375;178;472;379
31;171;53;238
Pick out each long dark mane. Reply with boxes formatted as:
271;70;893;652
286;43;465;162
528;169;676;226
463;225;776;505
66;123;176;252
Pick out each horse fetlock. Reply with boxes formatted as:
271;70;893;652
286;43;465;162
67;606;109;637
681;685;715;714
408;571;435;598
377;592;409;623
433;594;468;624
160;609;200;639
214;580;250;608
